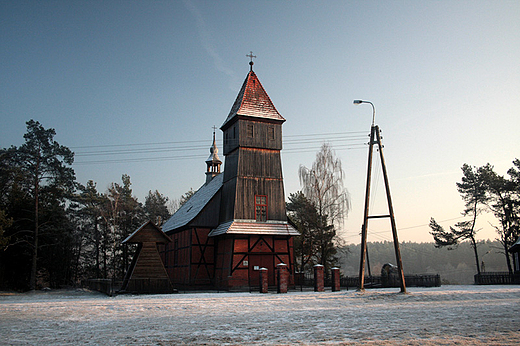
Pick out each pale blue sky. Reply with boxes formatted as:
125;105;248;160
1;0;519;243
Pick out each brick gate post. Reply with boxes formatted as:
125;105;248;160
259;268;269;293
331;267;341;292
314;264;324;292
277;263;289;293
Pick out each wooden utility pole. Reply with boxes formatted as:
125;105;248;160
358;123;406;293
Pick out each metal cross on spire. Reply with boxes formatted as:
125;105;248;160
246;51;257;71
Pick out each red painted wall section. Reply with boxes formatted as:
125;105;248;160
159;228;214;289
161;232;295;290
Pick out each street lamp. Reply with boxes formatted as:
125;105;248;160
353;99;407;293
353;100;376;126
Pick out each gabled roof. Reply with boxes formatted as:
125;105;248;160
209;219;300;237
122;220;171;244
161;173;223;233
221;71;285;130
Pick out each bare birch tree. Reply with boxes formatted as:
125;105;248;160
298;143;350;274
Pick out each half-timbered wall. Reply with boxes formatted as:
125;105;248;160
214;234;295;290
160;228;215;289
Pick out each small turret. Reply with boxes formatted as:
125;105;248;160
205;129;222;184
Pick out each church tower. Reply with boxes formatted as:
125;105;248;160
161;57;297;291
205;129;222;184
218;61;288;224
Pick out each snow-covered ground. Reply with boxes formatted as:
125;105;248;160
1;285;519;345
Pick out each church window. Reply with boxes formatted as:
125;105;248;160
268;126;275;140
255;195;267;221
247;124;254;138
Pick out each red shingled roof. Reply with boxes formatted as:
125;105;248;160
221;71;285;130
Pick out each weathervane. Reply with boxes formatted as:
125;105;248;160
246;51;256;71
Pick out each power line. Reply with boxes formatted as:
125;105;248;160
72;130;369;165
71;130;367;150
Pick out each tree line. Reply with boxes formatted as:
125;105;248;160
2;121;517;290
339;240;508;285
288;145;519;280
0;120;173;290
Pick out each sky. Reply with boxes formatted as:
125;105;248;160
1;0;519;244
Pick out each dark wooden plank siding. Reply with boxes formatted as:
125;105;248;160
223;118;282;155
190;228;214;286
235;177;286;220
190;192;222;228
238;120;282;150
238;148;283;178
131;242;170;279
221;148;287;221
220;176;238;222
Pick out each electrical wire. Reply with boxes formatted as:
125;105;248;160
72;130;369;165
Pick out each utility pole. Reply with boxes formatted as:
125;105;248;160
354;100;406;293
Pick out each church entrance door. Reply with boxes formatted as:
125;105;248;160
248;254;274;287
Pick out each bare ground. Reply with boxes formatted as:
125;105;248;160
1;285;519;345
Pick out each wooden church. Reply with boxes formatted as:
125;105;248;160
159;60;299;290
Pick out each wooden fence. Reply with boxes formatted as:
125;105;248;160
341;274;441;288
83;279;116;296
124;278;174;294
474;272;520;285
295;273;441;289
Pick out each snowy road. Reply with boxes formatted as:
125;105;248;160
1;285;519;345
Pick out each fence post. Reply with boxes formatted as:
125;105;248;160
331;267;341;292
259;268;269;293
277;263;289;293
276;263;289;293
314;264;324;292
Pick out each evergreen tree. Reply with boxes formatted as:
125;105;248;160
0;209;12;249
71;180;106;280
102;175;145;280
2;120;75;289
287;191;319;272
179;188;195;207
479;161;520;274
430;164;488;274
144;190;171;226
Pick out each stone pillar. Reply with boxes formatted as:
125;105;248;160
314;264;324;292
331;267;341;292
277;263;289;293
259;268;269;293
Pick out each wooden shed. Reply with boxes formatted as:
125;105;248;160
121;220;174;294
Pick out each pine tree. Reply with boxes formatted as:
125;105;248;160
430;164;488;274
4;120;75;289
144;190;171;226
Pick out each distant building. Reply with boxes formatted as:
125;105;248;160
159;62;299;290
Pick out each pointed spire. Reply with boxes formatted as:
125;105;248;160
205;127;222;184
221;68;285;130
